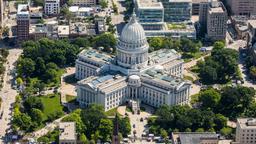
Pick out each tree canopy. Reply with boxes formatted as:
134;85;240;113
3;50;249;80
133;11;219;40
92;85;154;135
198;41;238;84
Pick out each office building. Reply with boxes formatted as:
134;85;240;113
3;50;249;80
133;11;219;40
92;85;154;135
134;0;196;38
172;132;219;144
234;118;256;144
206;1;227;41
192;0;208;15
226;0;256;16
44;0;60;15
135;0;164;30
72;0;96;7
17;4;30;42
198;0;208;35
160;0;192;22
76;13;191;111
59;122;76;144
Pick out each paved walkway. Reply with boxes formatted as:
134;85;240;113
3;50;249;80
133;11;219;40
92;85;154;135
0;49;22;143
60;67;76;104
24;115;67;140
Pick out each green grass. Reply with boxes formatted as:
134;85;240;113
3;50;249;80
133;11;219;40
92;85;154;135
182;52;204;63
184;75;194;82
167;23;186;30
39;94;64;120
66;94;76;103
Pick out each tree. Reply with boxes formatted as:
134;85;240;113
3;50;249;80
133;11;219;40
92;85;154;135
81;104;107;137
195;128;204;132
30;108;44;124
99;0;108;9
34;81;46;94
23;96;44;112
13;113;32;131
17;58;36;77
16;77;23;86
219;86;255;119
72;37;90;48
118;116;131;137
213;41;225;50
93;33;117;52
220;127;232;137
98;119;113;142
214;114;227;131
199;88;221;109
148;37;163;51
249;66;256;80
160;129;168;140
80;133;88;144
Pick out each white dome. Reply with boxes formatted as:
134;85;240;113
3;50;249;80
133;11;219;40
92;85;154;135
119;13;146;44
129;75;140;80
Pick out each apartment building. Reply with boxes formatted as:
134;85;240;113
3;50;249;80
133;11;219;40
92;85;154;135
44;0;60;15
72;0;96;7
226;0;256;16
17;4;30;42
234;118;256;144
207;1;228;41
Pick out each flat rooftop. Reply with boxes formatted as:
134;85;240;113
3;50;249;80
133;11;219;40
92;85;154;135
136;0;163;9
209;7;224;13
59;122;76;141
172;132;219;144
142;68;184;87
248;20;256;28
79;74;127;93
17;4;29;15
58;25;69;36
29;25;47;33
149;49;180;64
78;49;113;63
237;118;256;129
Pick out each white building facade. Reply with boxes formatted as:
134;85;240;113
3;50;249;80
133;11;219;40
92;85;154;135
44;0;60;15
76;13;191;111
234;118;256;144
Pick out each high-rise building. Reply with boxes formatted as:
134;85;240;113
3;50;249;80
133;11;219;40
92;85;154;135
192;0;208;15
72;0;96;7
160;0;192;22
234;118;256;144
135;0;164;30
226;0;256;16
17;4;30;42
198;0;209;35
206;1;228;41
44;0;60;16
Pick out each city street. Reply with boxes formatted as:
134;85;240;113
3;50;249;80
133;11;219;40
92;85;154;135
0;49;22;143
109;0;126;34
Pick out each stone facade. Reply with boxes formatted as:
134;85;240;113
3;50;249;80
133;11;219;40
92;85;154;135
75;13;191;111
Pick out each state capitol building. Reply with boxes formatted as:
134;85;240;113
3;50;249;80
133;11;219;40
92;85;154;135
75;13;191;111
